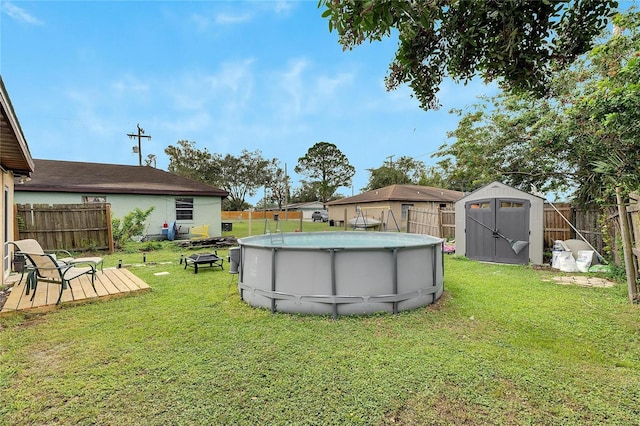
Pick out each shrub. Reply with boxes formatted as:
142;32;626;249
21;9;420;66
112;207;155;248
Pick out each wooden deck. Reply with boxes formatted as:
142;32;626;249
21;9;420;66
1;268;151;315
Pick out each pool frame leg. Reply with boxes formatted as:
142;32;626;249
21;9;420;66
331;250;337;320
392;248;398;314
271;248;277;314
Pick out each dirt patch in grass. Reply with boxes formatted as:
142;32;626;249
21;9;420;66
385;380;530;425
385;391;495;425
546;275;615;287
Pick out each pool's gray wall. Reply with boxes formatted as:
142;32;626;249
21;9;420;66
237;233;444;317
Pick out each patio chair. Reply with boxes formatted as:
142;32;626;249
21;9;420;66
19;252;97;305
189;224;210;240
10;239;104;273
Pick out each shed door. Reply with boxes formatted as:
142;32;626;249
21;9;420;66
465;198;530;264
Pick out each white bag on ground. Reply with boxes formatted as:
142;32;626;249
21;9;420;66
575;250;594;273
558;251;579;273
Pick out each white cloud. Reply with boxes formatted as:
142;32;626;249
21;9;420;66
164;111;212;135
2;2;43;25
189;10;252;32
190;13;212;32
272;1;294;15
274;58;356;119
214;12;252;25
278;58;309;116
161;60;256;140
111;76;150;95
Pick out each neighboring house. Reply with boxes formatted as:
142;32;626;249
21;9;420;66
1;76;35;284
14;159;229;239
326;184;464;231
285;201;325;221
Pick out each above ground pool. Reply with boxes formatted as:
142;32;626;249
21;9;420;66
235;232;444;317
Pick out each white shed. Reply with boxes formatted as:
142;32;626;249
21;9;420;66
455;181;544;265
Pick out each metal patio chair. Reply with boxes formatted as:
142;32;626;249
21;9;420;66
10;239;104;273
18;251;97;305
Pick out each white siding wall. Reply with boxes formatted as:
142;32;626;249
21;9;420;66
1;170;15;284
14;192;223;237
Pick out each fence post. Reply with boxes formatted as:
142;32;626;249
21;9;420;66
106;203;114;253
616;187;638;303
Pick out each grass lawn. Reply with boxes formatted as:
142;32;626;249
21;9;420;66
1;223;639;424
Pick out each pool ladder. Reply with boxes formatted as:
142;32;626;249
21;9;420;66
264;219;284;244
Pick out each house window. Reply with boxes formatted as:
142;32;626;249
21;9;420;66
83;196;107;204
401;203;413;220
176;198;194;220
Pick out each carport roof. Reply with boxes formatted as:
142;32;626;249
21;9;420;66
15;159;229;197
327;184;463;205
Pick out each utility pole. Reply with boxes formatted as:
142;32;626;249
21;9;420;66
284;163;289;220
127;124;152;166
386;155;394;167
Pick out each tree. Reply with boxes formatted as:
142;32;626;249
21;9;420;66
416;165;450;189
319;0;618;110
165;142;278;210
290;180;324;203
218;150;278;211
111;206;155;248
266;165;290;209
364;156;426;191
433;92;570;194
567;11;640;204
164;140;217;183
432;9;640;206
294;142;355;203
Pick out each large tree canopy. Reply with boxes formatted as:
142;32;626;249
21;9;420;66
433;92;568;195
432;10;640;206
320;0;618;110
165;141;278;210
568;11;640;204
294;142;355;203
165;140;217;183
364;156;426;191
217;150;278;211
290;180;325;204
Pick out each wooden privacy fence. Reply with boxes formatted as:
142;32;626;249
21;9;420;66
543;203;603;254
15;204;114;252
222;211;302;221
407;207;455;239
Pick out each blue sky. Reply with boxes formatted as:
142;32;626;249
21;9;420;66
1;0;495;204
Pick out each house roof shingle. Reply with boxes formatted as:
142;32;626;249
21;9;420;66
326;184;463;205
15;159;228;197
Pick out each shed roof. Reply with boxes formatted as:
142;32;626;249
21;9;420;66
327;184;464;206
15;159;229;197
456;181;544;203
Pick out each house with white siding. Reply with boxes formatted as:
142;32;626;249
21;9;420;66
15;159;228;239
